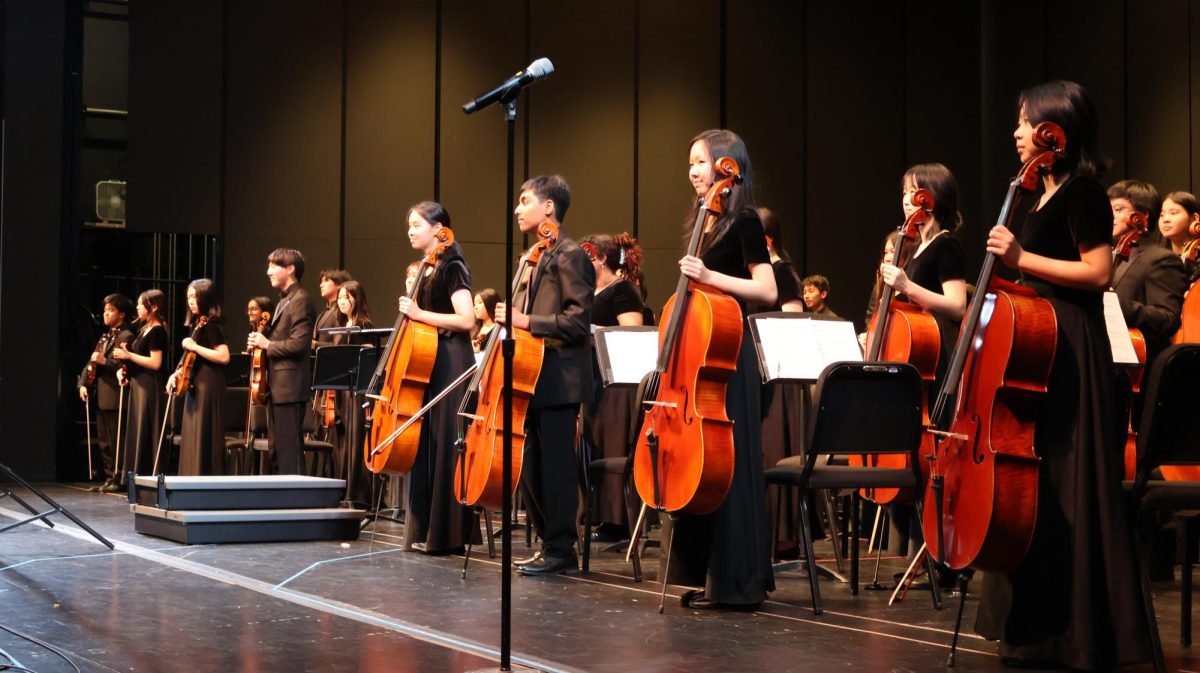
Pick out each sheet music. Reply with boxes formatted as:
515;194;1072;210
1103;290;1140;366
754;317;862;381
598;329;658;385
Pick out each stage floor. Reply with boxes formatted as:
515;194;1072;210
0;484;1192;672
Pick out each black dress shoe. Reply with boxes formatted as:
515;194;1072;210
517;554;577;576
513;550;544;567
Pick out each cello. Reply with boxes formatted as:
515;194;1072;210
365;227;454;474
1172;221;1200;345
632;156;742;517
1111;211;1150;481
923;122;1065;575
453;221;554;512
857;188;940;504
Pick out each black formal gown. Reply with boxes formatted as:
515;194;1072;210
178;319;227;476
661;212;775;606
583;278;647;532
407;249;480;553
122;324;167;479
974;175;1153;670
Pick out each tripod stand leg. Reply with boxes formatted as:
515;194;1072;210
0;463;111;548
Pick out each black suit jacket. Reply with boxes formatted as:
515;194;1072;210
516;235;595;409
265;284;316;404
77;325;134;410
1112;242;1187;364
313;303;340;349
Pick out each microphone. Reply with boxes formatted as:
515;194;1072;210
462;58;554;115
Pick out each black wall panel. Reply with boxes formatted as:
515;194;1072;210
1126;0;1192;195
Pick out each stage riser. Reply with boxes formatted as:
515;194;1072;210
131;487;343;511
134;511;362;545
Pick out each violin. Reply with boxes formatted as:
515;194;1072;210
170;316;210;397
632;157;743;515
248;312;271;405
856;189;940;504
322;390;337;429
923;122;1065;572
453;222;555;511
366;227;454;474
86;327;119;386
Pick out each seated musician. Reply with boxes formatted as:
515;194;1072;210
495;175;595;576
801;274;839;318
313;268;351;351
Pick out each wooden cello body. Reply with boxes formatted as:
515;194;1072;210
366;229;452;474
923;123;1064;572
1172;231;1200;345
858;188;940;504
453;222;554;511
633;157;743;516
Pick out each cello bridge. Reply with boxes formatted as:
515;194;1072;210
925;428;968;441
641;401;677;409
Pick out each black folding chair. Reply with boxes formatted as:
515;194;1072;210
764;361;937;615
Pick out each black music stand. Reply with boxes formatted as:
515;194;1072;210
313;344;367;507
0;462;114;549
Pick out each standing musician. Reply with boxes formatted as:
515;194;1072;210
975;81;1153;670
579;232;647;542
495;175;595;576
78;294;135;492
331;279;374;505
246;296;274;351
246;248;316;475
1108;180;1186;369
313;268;351;350
668;129;777;610
168;279;230;476
111;290;168;482
395;202;478;554
746;208;805;558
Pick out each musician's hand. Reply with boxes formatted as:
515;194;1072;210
880;263;908;292
397;296;422;320
165;373;177;394
495;302;507;325
247;332;270;351
110;345;129;360
496;302;529;330
116;368;127;386
679;255;709;283
987;224;1023;269
90;351;107;365
181;337;197;352
79;386;89;402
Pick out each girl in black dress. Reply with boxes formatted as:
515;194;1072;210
111;289;167;483
976;80;1154;670
1159;191;1200;282
749;208;805;558
332;280;374;505
398;201;480;554
471;288;499;353
580;232;648;540
169;279;230;475
668;129;777;609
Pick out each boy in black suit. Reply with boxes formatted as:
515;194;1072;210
78;294;135;491
247;248;316;474
496;175;595;575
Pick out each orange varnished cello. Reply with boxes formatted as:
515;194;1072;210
923;122;1065;574
633;156;742;516
1172;221;1200;345
857;188;940;504
366;227;454;474
1112;211;1150;481
453;221;555;511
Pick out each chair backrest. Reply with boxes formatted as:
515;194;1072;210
1135;344;1200;485
222;387;250;433
807;361;923;458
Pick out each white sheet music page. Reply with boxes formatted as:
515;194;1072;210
756;317;863;381
1103;290;1139;366
603;330;659;384
810;319;865;365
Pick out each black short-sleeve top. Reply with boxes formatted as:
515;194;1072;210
900;232;966;301
190;318;227;379
418;247;472;337
699;211;772;310
128;323;167;378
592;279;645;327
1018;176;1111;309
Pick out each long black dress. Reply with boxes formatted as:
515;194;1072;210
662;212;775;606
122;324;167;479
974;176;1153;670
749;259;805;556
406;249;481;553
178;319;227;476
583;278;647;532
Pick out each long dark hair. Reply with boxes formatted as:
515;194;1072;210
685;129;757;252
902;164;962;232
335;280;374;329
758;207;792;262
138;289;167;330
475;288;499;322
1018;80;1109;179
185;278;222;326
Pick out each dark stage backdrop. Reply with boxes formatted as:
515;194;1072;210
5;0;1198;475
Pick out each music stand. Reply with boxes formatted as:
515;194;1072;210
0;462;114;549
747;311;862;582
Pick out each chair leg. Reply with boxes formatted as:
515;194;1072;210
485;508;496;559
1181;515;1193;647
1132;506;1167;673
798;490;822;615
770;484;782;563
582;486;595;573
850;492;860;596
820;491;845;573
